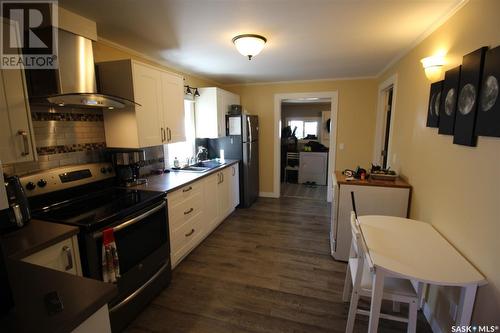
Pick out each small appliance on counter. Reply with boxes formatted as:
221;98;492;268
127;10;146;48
108;148;148;187
0;176;31;234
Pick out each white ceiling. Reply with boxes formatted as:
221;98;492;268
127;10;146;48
59;0;464;85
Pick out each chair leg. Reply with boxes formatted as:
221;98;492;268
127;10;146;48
345;290;359;333
416;282;426;309
392;301;401;313
342;265;352;302
407;299;418;333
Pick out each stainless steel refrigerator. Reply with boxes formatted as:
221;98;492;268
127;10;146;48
218;114;259;208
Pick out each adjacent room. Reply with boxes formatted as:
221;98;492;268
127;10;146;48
0;1;499;333
280;98;331;201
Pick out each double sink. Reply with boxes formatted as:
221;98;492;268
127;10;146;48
176;160;225;173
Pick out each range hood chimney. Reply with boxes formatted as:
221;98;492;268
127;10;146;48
26;29;138;109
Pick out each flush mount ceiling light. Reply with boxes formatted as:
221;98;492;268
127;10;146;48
421;54;446;81
232;34;267;60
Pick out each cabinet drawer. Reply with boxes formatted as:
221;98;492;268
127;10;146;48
170;212;204;258
22;237;79;275
168;191;203;232
167;182;202;206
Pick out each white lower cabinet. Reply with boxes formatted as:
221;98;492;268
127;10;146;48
21;235;82;276
167;164;240;267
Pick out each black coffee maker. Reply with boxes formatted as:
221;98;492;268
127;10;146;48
0;176;31;234
108;149;148;187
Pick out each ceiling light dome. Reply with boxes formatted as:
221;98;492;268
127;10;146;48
232;34;267;60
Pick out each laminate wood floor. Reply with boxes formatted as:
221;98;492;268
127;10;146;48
281;182;327;201
125;197;433;333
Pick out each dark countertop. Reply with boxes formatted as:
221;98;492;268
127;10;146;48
1;220;116;332
1;259;117;333
135;159;239;193
1;219;79;259
334;171;412;189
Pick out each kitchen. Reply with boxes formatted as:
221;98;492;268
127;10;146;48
1;1;499;333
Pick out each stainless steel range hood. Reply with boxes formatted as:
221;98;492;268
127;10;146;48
27;29;138;109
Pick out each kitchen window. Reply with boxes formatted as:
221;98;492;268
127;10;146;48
165;100;196;167
287;118;320;139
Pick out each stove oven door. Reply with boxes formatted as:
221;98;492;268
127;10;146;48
85;199;171;332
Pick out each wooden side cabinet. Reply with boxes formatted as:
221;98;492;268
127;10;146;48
22;235;82;276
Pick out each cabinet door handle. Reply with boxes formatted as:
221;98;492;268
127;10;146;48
161;127;165;142
232;166;235;176
17;130;29;156
182;186;192;193
217;172;221;184
167;128;172;142
185;228;195;237
221;172;224;183
62;246;73;271
184;207;194;215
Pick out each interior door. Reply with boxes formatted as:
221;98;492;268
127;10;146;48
132;62;164;147
161;72;185;143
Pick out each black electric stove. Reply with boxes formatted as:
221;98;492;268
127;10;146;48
19;163;171;332
31;186;166;232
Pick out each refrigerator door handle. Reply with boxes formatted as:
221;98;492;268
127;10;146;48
247;116;252;142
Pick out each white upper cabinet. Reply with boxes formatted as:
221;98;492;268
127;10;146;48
98;59;185;148
195;87;240;138
0;19;36;164
161;71;185;143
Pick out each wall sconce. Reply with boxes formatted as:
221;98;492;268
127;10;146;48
184;85;200;97
421;54;446;81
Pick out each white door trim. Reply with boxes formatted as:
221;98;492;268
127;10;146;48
373;74;398;167
273;91;339;201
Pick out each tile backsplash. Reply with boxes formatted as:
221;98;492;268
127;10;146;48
3;106;166;177
3;106;107;176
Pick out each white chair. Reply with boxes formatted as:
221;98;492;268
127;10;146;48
342;212;419;333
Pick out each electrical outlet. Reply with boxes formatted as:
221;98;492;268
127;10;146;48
339;143;345;150
449;302;458;321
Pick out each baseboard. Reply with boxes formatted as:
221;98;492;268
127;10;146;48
259;191;279;198
423;301;444;333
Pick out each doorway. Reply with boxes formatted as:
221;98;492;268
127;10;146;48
382;87;393;169
273;91;338;202
280;99;330;201
373;74;398;168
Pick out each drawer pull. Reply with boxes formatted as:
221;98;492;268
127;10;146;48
184;207;194;215
182;186;192;193
62;246;73;271
18;130;29;156
185;229;195;237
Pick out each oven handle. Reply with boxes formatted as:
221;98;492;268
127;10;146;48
109;261;170;313
93;201;165;239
